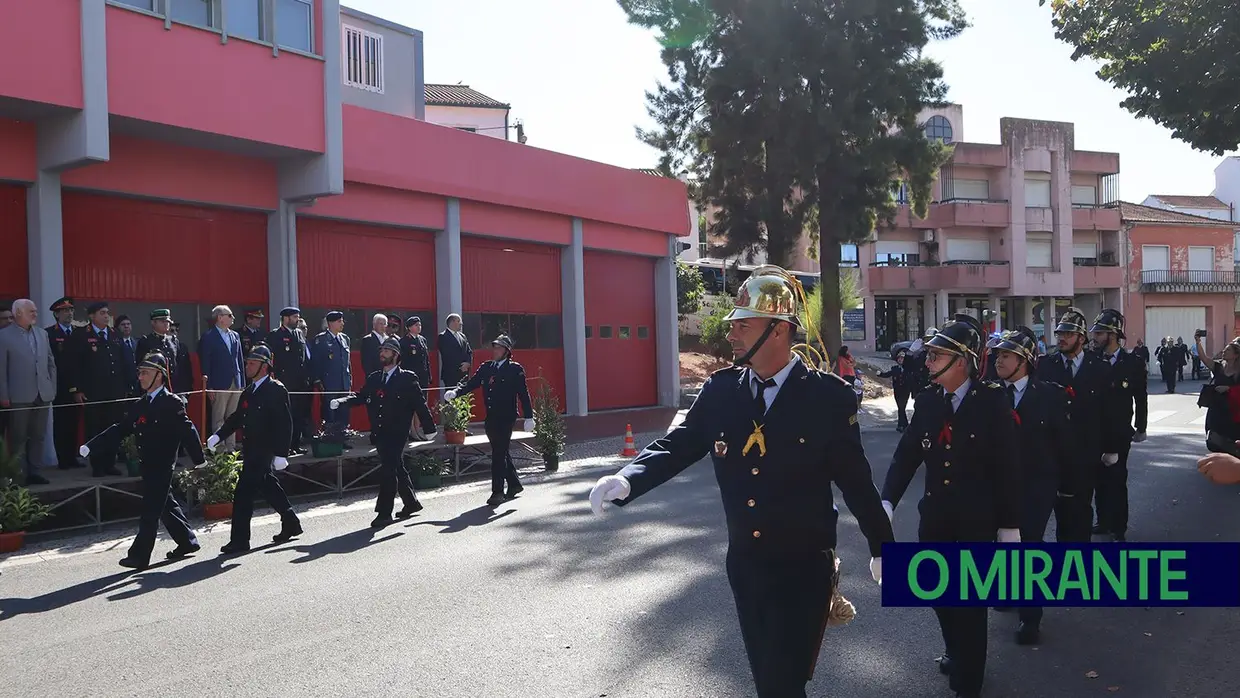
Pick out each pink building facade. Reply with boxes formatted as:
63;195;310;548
859;107;1123;351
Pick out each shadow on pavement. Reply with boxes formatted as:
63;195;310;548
406;505;515;533
266;528;404;564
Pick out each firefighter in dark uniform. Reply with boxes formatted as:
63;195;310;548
239;309;266;356
400;315;433;389
208;345;304;553
267;307;312;453
1035;307;1108;542
68;301;130;477
135;309;193;394
1089;309;1148;542
80;353;205;569
881;314;1022;698
444;334;534;506
331;336;437;527
312;310;352;431
589;266;891;698
982;333;1002;380
46;297;83;470
991;326;1072;645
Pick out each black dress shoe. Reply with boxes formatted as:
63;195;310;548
118;557;148;570
1015;621;1041;645
1112;531;1127;542
937;654;953;675
486;495;505;507
396;501;423;518
221;541;251;555
371;515;395;528
272;519;304;543
504;485;525;500
166;543;201;560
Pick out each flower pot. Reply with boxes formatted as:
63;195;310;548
543;453;559;472
444;430;467;445
311;441;344;458
203;502;233;521
414;474;443;490
125;460;142;477
0;531;25;553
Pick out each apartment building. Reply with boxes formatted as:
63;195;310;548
859;105;1122;351
424;83;518;140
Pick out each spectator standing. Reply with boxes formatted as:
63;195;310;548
199;305;245;451
0;299;56;485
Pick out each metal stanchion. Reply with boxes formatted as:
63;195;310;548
200;375;209;440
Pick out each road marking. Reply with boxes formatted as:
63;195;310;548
1146;410;1177;424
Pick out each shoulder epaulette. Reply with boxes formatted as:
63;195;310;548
708;365;744;379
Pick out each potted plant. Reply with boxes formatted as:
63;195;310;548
531;375;566;472
311;419;347;458
439;393;474;445
121;435;141;477
406;451;450;489
0;485;53;553
174;450;241;521
0;436;21;489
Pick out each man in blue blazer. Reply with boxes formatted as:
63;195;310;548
199;304;245;451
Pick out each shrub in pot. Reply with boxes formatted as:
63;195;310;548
0;436;22;489
0;485;53;552
174;450;241;520
406;451;450;489
439;393;474;445
121;434;142;477
531;374;566;472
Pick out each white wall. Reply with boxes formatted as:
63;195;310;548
1213;157;1240;213
425;105;509;139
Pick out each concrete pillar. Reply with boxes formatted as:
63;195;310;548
267;201;298;318
436;198;463;325
935;290;950;326
1021;297;1035;328
862;293;876;351
26;171;65;314
278;0;344;200
561;219;588;416
1043;296;1056;346
989;295;1002;333
654;236;680;408
922;293;936;335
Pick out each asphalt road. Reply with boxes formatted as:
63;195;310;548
2;389;1239;697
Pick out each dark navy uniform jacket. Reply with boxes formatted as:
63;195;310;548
400;333;432;387
134;332;193;394
311;331;352;393
46;323;75;400
214;377;293;461
339;368;436;443
267;326;311;390
68;325;129;401
86;388;206;468
1036;350;1108;477
614;360;894;558
883;381;1022;539
1095;348;1148;452
457;359;533;424
1005;377;1071;511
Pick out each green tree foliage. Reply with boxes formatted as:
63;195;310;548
698;297;734;359
1039;0;1240;155
675;260;706;320
619;0;963;353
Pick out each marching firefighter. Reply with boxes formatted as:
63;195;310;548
443;334;533;507
990;326;1072;645
331;336;437;527
79;353;204;569
588;265;891;698
1089;308;1148;542
881;313;1022;698
207;345;304;554
1035;307;1108;542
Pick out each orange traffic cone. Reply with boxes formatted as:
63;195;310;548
620;423;639;457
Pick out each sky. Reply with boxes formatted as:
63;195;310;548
351;0;1233;203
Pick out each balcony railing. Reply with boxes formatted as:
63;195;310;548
1140;270;1240;293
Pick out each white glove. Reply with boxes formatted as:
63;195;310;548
443;390;458;402
589;475;632;516
329;398;342;410
870;557;882;585
1102;453;1119;466
997;528;1021;543
205;434;220;452
79;444;90;458
522;418;535;432
881;500;894;523
1132;432;1147;443
273;456;288;471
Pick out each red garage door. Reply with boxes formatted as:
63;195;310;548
298;217;437;430
462;236;564;421
0;184;27;298
62;192;270;427
585;250;657;410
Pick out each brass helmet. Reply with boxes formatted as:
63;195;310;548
1054;307;1089;336
1090;308;1125;339
723;265;802;327
925;314;984;374
993;326;1039;364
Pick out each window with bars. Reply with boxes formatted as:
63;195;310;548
343;24;384;93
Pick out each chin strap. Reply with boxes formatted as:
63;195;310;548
732;319;780;367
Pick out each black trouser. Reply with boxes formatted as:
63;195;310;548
53;398;82;468
1161;367;1177;392
129;465;197;563
1018;482;1058;628
1054;454;1097;542
1192;356;1203;379
726;547;834;698
1092;443;1131;535
230;455;298;545
483;418;521;498
84;399;126;474
921;517;992;696
375;440;418;516
289;391;311;448
894;388;910;429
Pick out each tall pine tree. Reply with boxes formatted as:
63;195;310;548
623;0;964;355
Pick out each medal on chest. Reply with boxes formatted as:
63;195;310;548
742;420;767;457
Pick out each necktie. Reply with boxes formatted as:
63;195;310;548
1005;384;1017;409
1065;356;1075;377
944;391;955;414
754;378;776;416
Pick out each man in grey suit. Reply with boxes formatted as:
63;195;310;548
0;299;57;485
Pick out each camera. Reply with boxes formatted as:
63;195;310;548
1195;329;1207;338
